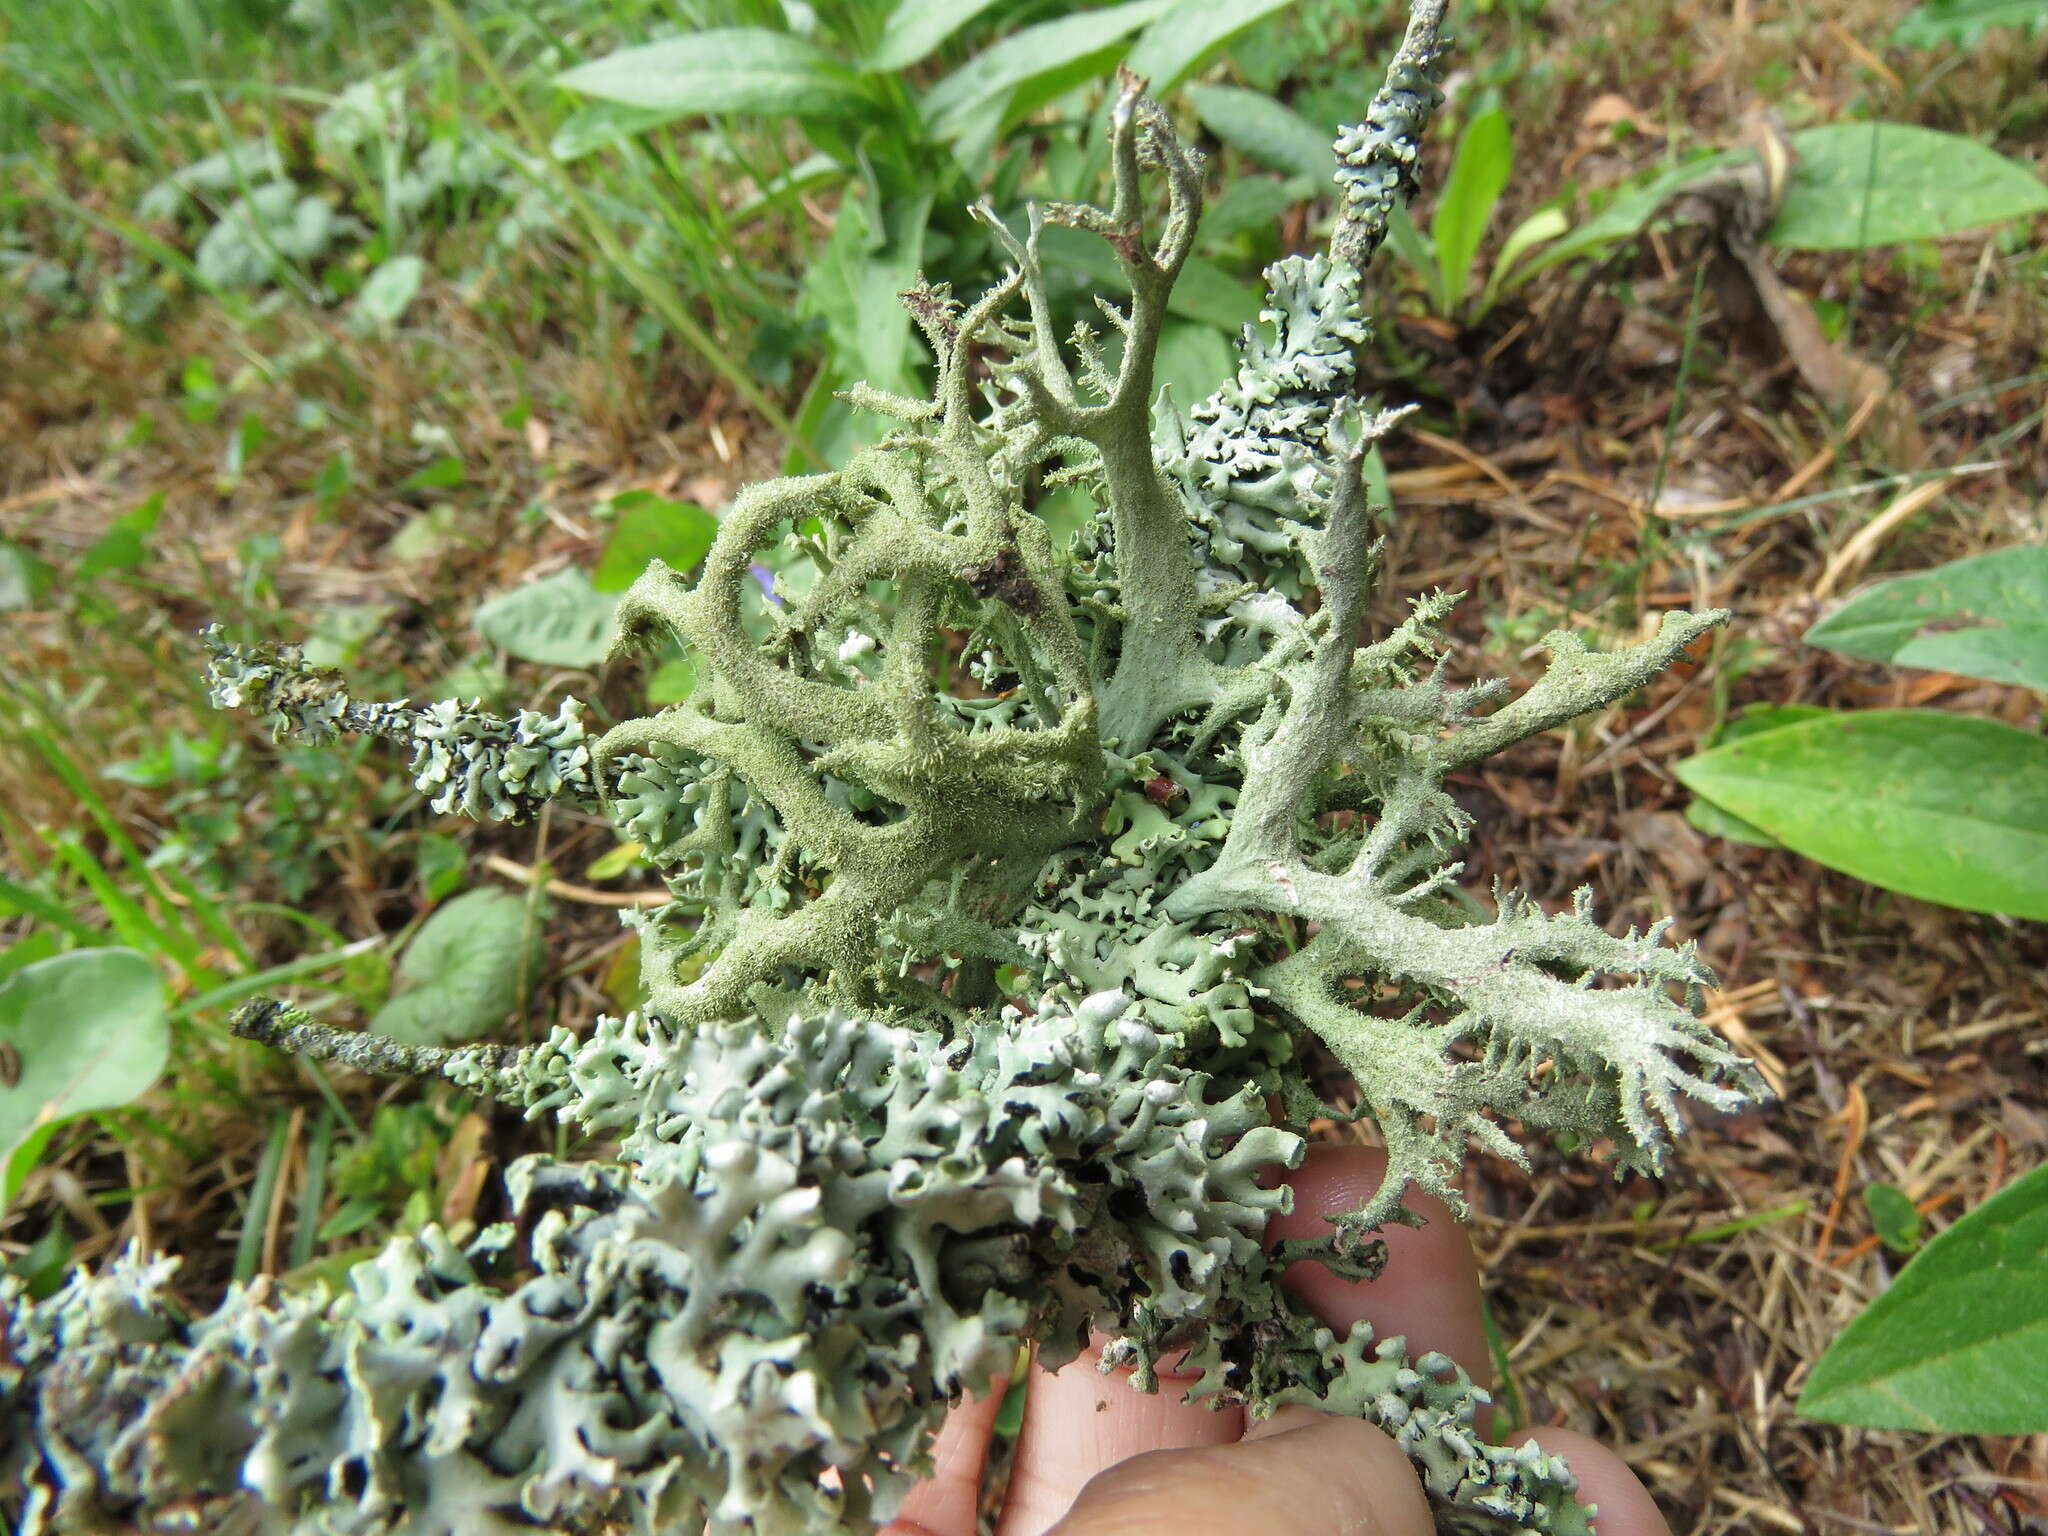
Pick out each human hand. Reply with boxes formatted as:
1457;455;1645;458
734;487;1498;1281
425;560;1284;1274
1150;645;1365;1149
880;1145;1672;1536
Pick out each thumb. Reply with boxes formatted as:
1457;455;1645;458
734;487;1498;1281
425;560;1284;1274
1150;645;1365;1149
1046;1407;1433;1536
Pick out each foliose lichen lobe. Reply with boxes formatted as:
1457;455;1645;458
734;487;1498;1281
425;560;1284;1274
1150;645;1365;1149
4;4;1765;1531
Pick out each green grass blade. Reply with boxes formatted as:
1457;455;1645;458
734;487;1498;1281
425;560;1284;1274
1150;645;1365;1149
233;1110;294;1282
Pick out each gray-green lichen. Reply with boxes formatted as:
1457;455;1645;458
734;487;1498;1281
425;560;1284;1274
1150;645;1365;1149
202;626;598;823
3;4;1766;1531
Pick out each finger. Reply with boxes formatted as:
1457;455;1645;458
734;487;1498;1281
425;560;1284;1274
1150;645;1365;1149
1047;1408;1432;1536
1506;1428;1673;1536
880;1382;1009;1536
1264;1144;1492;1390
995;1343;1243;1536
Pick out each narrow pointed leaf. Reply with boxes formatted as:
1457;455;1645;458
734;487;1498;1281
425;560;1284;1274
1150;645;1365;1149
1433;108;1512;309
1770;122;2048;250
473;567;621;667
1800;1162;2048;1432
1807;544;2048;691
1185;83;1333;181
868;0;1010;71
920;0;1173;141
554;29;863;119
0;948;169;1206
1125;0;1297;95
1673;710;2048;919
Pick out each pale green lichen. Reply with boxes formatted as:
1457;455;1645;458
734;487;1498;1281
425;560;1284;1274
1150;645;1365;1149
4;4;1766;1531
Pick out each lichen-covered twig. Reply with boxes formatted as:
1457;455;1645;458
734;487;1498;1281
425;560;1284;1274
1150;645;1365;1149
230;997;520;1082
1331;0;1453;270
203;626;597;822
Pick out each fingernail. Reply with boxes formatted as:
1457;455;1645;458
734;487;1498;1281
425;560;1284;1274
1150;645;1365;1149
1240;1404;1332;1441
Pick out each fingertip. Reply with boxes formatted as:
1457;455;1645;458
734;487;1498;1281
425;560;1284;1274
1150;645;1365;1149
1265;1144;1490;1392
886;1383;1008;1536
1505;1427;1673;1536
995;1342;1243;1536
1268;1144;1464;1236
1048;1412;1433;1536
1238;1403;1329;1441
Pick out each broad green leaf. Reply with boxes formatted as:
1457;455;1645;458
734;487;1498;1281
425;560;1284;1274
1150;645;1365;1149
0;540;52;610
1683;705;1835;847
371;888;543;1046
415;833;467;903
314;71;406;156
1864;1182;1924;1256
473;567;620;667
1718;703;1835;743
388;507;466;566
1479;203;1568;311
1037;225;1258;331
805;188;932;400
302;600;398;668
1170;256;1262;331
1896;628;2048;689
595;493;717;592
349;254;424;331
553;28;864;118
3;1220;73;1299
1806;544;2048;691
1673;710;2048;920
77;492;164;580
1153;321;1236;415
1126;0;1297;95
1362;445;1392;517
869;0;1010;70
1432;108;1512;313
0;948;168;1207
585;841;645;881
399;455;465;491
1203;175;1310;240
1769;122;2048;250
1682;794;1782;848
1894;0;2048;47
942;97;1012;182
137;138;285;220
921;0;1174;142
1800;1162;2048;1432
195;185;359;289
1185;83;1332;182
549;100;691;160
647;653;697;705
